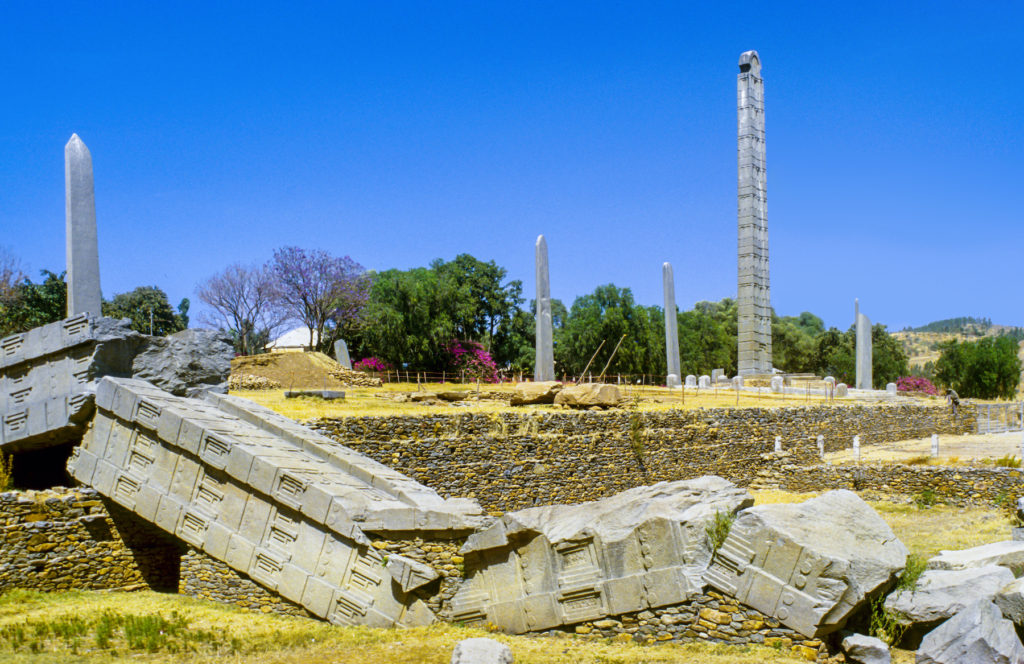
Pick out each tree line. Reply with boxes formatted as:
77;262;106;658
2;245;1017;398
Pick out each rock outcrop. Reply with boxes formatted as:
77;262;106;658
841;633;891;664
130;328;233;398
704;490;908;638
994;577;1024;625
916;600;1024;664
450;476;752;633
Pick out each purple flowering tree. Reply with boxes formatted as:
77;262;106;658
269;247;372;353
444;339;500;382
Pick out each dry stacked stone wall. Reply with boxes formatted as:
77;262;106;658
0;487;181;593
179;549;311;617
308;405;974;512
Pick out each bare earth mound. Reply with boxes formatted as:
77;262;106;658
231;351;381;389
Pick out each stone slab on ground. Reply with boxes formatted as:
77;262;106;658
553;383;621;409
994;577;1024;624
704;489;908;638
451;476;752;633
916;600;1024;664
885;566;1015;628
451;637;514;664
927;541;1024;576
510;381;562;406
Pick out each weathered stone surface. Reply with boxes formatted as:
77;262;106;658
841;633;890;664
333;339;352;369
927;541;1024;576
451;476;753;633
736;50;771;376
0;315;144;452
916;600;1024;664
554;384;621;409
685;375;696;388
130;328;233;398
67;376;483;627
65;133;102;319
534;235;554;382
885;566;1014;633
663;263;681;388
705;490;908;638
451;637;514;664
437;391;470;402
510;381;563;406
886;383;898;395
836;383;849;398
698;375;711;389
995;577;1024;624
771;376;784;392
855;302;872;391
386;554;440;593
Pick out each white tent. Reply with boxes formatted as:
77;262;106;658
266;326;318;352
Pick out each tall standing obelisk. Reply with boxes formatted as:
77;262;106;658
534;235;554;381
663;262;681;388
736;50;771;375
855;299;873;390
65;134;102;318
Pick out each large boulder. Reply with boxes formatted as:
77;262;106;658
916;600;1024;664
553;383;621;409
450;476;752;633
884;566;1014;646
130;328;233;397
510;381;562;406
451;638;513;664
841;633;891;664
704;490;908;638
927;541;1024;577
994;577;1024;625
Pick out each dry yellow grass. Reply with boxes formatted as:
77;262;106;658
752;490;1013;559
0;589;807;663
233;382;852;421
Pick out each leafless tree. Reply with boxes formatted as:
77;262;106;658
195;263;288;355
0;247;26;305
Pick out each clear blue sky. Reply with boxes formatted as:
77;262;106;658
1;2;1020;331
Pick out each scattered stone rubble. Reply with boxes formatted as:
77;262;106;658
328;367;383;387
229;374;282;391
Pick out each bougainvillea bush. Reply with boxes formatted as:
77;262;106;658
354;357;391;373
445;340;499;383
897;376;938;396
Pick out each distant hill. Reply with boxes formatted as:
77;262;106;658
906;317;1024;339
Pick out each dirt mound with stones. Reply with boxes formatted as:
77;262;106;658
231;352;381;389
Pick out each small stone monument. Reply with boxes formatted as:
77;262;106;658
65;134;103;317
662;262;681;388
534;235;554;382
886;382;897;395
732;375;744;388
334;339;352;369
774;436;782;453
698;375;711;389
816;434;824;457
931;434;939;457
685;375;697;388
770;375;784;393
836;383;848;398
853;435;861;462
711;368;724;383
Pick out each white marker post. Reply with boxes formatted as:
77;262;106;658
774;436;782;453
817;435;824;458
931;434;939;458
853;435;861;463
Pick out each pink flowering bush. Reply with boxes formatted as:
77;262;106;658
354;357;391;372
445;340;499;383
897;376;938;396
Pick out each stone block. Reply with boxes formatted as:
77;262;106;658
704;490;908;638
841;633;890;664
927;541;1024;576
451;637;514;664
916;600;1024;664
553;384;621;409
685;375;696;388
510;381;562;406
451;476;752;634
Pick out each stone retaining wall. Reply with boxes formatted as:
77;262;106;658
0;487;181;593
179;550;311;617
764;463;1024;505
309;405;974;513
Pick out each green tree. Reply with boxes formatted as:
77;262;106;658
812;324;907;388
676;307;733;376
0;270;67;337
558;284;662;377
103;286;189;336
871;323;909;388
935;337;1021;399
432;254;524;352
772;315;818;373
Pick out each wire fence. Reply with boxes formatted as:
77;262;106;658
973;402;1024;434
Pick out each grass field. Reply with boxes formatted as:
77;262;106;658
233;383;851;420
0;589;809;664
